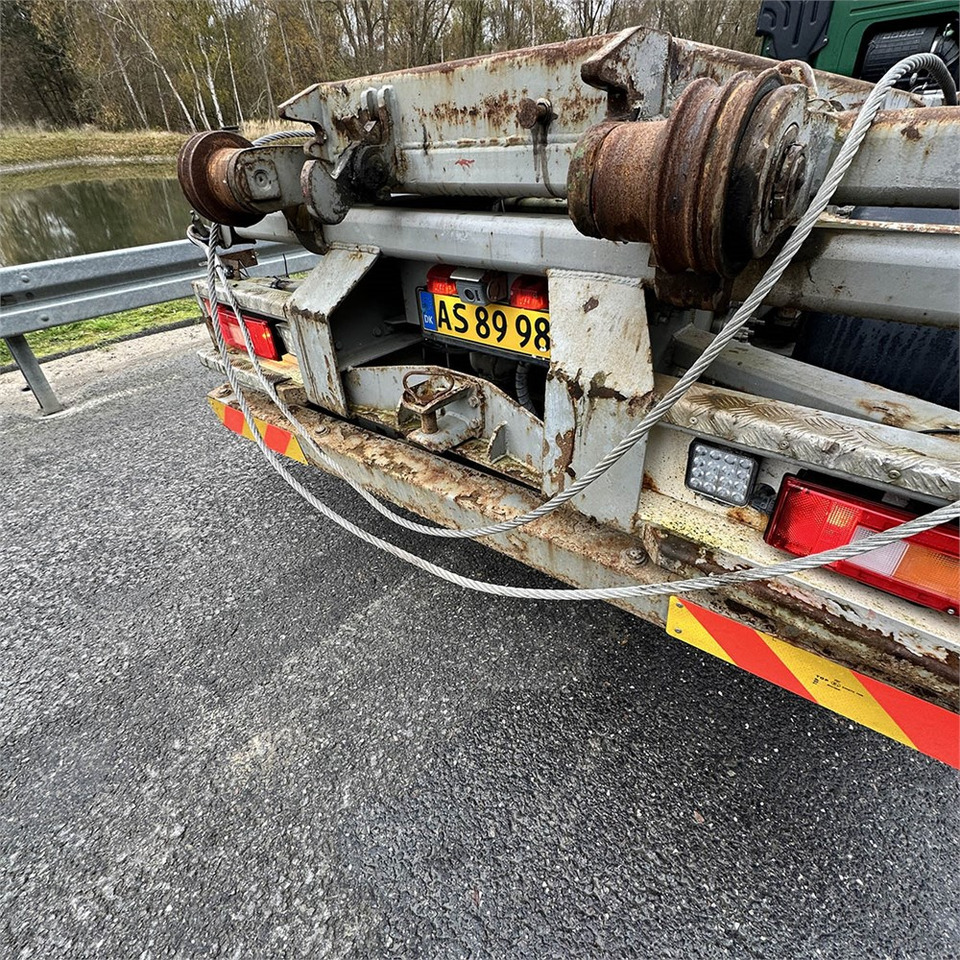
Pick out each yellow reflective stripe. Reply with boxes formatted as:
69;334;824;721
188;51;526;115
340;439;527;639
668;601;736;664
282;434;308;465
209;395;226;423
764;637;917;749
668;597;921;752
208;395;308;465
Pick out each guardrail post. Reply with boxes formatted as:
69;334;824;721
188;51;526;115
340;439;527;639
2;335;64;415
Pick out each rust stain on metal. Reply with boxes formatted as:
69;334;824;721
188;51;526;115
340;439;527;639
479;90;514;128
549;367;585;403
835;106;955;137
725;505;770;533
654;270;731;311
347;33;609;86
582;296;599;313
626;389;656;418
817;211;960;236
650;528;959;709
587;373;627;402
331;113;363;140
456;439;540;488
563;88;596;127
553;428;576;479
434;103;481;123
666;35;900;105
855;398;913;429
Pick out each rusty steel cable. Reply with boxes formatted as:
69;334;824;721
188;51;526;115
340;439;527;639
202;53;960;599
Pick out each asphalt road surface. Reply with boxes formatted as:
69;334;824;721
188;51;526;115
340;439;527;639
1;329;957;959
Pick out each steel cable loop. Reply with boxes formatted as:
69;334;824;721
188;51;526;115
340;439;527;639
216;53;954;542
251;130;313;145
199;53;960;599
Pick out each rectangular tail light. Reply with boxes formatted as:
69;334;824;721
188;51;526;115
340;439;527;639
204;301;281;361
426;264;458;297
765;477;959;615
510;275;549;312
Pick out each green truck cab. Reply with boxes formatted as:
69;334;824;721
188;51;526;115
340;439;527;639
757;0;958;95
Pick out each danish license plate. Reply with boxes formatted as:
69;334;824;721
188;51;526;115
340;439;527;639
419;291;551;361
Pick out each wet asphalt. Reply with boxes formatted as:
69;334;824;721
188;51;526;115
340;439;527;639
1;330;957;959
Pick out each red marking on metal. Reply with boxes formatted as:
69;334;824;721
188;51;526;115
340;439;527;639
263;423;291;456
855;674;960;769
455;158;475;168
222;404;246;435
684;601;815;703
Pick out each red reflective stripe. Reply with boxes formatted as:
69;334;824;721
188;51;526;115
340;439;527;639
855;674;960;769
222;404;246;435
684;602;815;703
263;423;291;455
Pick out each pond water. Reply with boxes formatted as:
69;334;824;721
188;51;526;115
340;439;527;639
0;166;192;266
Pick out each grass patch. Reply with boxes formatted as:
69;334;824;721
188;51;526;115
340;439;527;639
0;121;313;167
1;299;201;365
0;128;187;166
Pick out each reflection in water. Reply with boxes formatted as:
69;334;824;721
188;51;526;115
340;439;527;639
0;172;191;266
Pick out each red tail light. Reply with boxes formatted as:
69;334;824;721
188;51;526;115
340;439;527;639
510;275;549;312
426;264;458;296
765;477;959;615
205;301;281;361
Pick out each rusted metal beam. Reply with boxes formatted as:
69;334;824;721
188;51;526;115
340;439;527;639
669;324;960;433
731;219;960;327
832;107;960;208
655;374;960;503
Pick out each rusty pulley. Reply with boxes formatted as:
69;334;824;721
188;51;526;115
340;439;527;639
567;68;812;277
178;130;264;227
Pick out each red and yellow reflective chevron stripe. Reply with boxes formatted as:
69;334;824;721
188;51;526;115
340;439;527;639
208;394;307;464
667;597;959;768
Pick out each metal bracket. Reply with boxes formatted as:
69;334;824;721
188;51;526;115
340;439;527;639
220;248;258;277
580;27;670;118
301;85;399;225
398;369;484;452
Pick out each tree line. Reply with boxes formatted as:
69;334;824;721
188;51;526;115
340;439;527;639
1;0;761;131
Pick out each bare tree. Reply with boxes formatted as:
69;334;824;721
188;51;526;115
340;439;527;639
110;0;199;129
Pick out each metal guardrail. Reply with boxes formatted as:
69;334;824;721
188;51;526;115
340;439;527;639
0;239;319;414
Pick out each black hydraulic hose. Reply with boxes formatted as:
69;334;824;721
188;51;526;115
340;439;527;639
515;362;537;414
